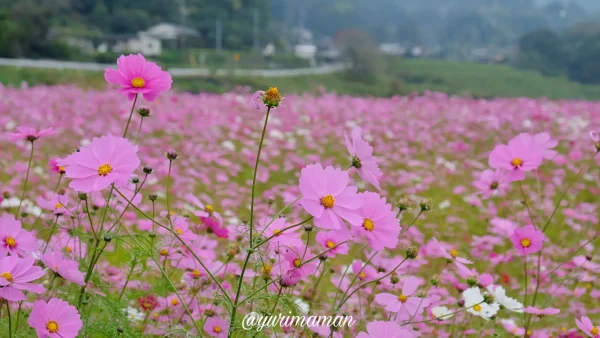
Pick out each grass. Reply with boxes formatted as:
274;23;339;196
2;57;600;100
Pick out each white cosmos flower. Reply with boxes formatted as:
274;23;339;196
124;307;145;322
486;285;523;313
463;287;500;320
431;306;453;320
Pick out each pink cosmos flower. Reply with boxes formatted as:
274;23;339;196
591;131;599;143
185;193;220;219
41;252;85;286
0;255;45;301
575;316;600;338
374;276;429;316
345;127;383;190
510;225;546;256
259;217;303;252
0;215;38;257
524;306;560;316
282;248;318;278
517;132;558;160
352;260;378;282
299;163;362;230
104;54;172;101
62;134;140;192
280;268;302;287
430;237;473;274
36;193;71;216
488;135;543;181
28;298;82;338
48;158;66;174
357;320;415;338
315;228;351;258
252;90;265;110
6;126;55;143
352;192;400;250
473;169;509;199
204;316;229;337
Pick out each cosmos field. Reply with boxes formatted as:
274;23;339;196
1;55;600;337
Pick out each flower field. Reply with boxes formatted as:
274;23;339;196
1;55;600;337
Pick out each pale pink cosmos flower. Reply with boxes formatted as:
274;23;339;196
473;169;509;199
259;217;303;252
430;237;473;274
0;215;38;257
28;298;82;338
524;306;560;316
0;255;45;301
352;260;378;282
590;131;599;143
280;268;302;287
345;127;383;190
41;251;85;286
204;316;229;337
36;193;71;216
104;54;172;101
185;193;220;219
48;158;66;174
510;225;546;256
516;132;558;160
356;320;416;338
374;276;429;316
350;192;400;250
252;90;265;110
6;126;55;143
299;163;362;230
576;316;600;338
315;228;351;258
282;248;318;278
488;135;543;182
61;134;140;192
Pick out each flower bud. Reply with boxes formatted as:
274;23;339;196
143;166;153;174
431;278;439;286
20;212;28;218
78;192;87;200
458;299;465;307
406;245;419;259
132;177;140;184
262;87;283;108
137;107;151;117
467;278;478;287
148;232;156;238
148;193;158;201
390;275;400;284
419;199;431;212
103;235;112;242
2;191;10;199
586;255;592;261
303;223;314;232
484;293;495;304
351;156;362;169
165;150;178;161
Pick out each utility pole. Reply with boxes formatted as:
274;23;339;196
216;19;222;51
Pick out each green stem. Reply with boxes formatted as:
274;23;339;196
253;217;312;249
15;142;34;217
6;301;12;338
166;160;173;216
118;259;137;301
122;94;138;138
249;106;272;247
42;215;60;254
13;301;22;336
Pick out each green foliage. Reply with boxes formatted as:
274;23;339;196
335;30;382;84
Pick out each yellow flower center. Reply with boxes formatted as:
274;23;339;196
293;258;301;267
205;205;214;213
58;166;66;173
261;264;272;274
591;327;599;335
398;294;408;303
159;248;169;256
131;77;145;88
273;229;282;236
175;229;183;235
0;272;13;282
362;218;375;231
326;240;336;249
450;249;458;259
192;269;202;278
561;327;567;332
511;157;523;167
473;304;482;312
46;320;59;333
55;203;64;209
320;195;335;209
521;238;532;248
214;326;222;333
359;272;367;279
65;246;73;253
5;237;17;248
263;87;282;104
170;298;179;306
97;163;113;176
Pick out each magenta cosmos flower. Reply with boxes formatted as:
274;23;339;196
510;225;546;256
6;126;55;143
315;228;351;258
62;134;140;192
357;321;416;338
259;217;303;251
374;276;429;316
0;215;37;257
28;298;83;338
41;252;85;286
299;163;362;229
345;127;383;190
473;169;509;199
516;132;558;160
204;316;229;338
0;255;45;301
576;316;600;338
350;192;400;250
36;193;71;216
431;237;473;274
488;135;543;182
104;54;172;101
